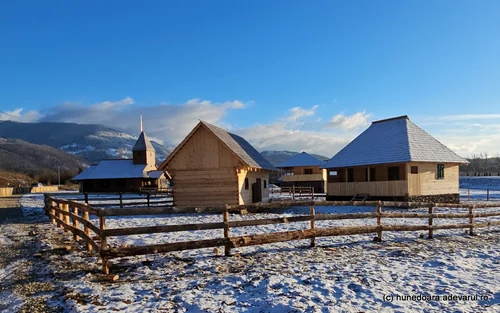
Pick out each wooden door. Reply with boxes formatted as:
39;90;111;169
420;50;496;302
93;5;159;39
252;178;262;203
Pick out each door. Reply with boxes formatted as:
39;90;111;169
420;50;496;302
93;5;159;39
252;178;262;203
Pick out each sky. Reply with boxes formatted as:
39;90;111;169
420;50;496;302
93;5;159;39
1;0;500;158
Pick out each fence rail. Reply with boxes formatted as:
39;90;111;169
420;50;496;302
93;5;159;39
43;195;500;274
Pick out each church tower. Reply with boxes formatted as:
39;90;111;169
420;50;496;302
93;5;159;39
132;116;156;166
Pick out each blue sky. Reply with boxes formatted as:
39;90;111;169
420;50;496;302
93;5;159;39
1;1;500;157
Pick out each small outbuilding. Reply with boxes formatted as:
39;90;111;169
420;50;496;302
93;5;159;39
323;115;468;203
73;125;170;193
159;121;276;207
276;152;327;193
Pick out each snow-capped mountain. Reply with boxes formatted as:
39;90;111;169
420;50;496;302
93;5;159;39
0;121;173;164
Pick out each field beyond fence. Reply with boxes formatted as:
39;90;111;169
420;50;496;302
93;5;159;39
43;194;500;274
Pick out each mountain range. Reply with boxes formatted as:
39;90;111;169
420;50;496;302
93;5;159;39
0;120;330;186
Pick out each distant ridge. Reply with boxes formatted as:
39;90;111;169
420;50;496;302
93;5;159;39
0;120;173;164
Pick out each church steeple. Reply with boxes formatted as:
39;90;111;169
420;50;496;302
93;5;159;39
132;115;156;165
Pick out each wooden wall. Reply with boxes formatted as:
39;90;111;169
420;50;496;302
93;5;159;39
407;162;459;196
285;166;323;175
0;188;13;196
166;125;245;207
167;126;241;170
172;168;239;207
237;170;270;205
327;181;408;196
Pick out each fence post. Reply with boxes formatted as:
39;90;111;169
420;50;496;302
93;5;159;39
99;215;109;274
312;187;315;200
376;201;382;242
487;189;490;201
58;203;64;229
428;204;433;239
83;205;92;251
72;205;80;241
469;205;475;236
63;203;70;233
119;193;123;208
50;200;57;225
223;208;231;256
84;192;88;205
292;186;295;200
310;206;316;247
147;192;151;207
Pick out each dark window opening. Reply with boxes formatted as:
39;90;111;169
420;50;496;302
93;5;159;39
437;164;445;179
347;169;354;182
365;168;369;182
304;168;313;174
263;180;267;189
244;178;249;190
388;167;400;180
370;168;376;181
411;166;418;174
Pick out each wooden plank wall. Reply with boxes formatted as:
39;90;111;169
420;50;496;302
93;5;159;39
0;188;13;196
408;162;459;196
290;166;323;175
172;168;239;207
327;180;408;196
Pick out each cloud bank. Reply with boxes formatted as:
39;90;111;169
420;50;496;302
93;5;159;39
3;96;500;158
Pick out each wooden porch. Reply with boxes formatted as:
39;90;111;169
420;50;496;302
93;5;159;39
327;180;408;197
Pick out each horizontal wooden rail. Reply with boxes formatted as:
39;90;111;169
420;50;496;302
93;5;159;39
103;222;226;237
46;210;100;251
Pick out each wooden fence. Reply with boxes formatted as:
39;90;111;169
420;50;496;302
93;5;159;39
463;188;500;201
60;191;173;208
0;186;59;196
43;195;500;275
271;186;316;199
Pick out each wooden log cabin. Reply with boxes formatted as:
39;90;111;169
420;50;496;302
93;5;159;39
73;124;170;193
276;152;327;193
159;121;276;207
323;115;468;203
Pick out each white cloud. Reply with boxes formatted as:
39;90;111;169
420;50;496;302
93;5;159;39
327;111;371;130
286;105;318;121
0;108;40;122
39;98;248;145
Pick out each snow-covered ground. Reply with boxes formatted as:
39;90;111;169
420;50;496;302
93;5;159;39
4;189;498;313
460;176;500;201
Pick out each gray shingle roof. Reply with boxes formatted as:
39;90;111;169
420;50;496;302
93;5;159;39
72;159;149;180
133;131;155;151
323;115;468;168
201;121;276;171
276;152;325;168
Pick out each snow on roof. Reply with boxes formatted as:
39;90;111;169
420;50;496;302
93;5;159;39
147;170;168;179
323;115;468;168
276;152;325;168
201;121;276;171
132;131;155;151
72;159;149;180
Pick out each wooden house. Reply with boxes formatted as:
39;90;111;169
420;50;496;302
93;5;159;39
73;125;170;193
276;152;327;193
159;121;276;207
323;115;468;203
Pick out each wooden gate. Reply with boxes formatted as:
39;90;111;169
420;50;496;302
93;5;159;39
252;178;262;203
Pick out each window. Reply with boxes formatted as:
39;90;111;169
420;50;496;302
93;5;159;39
263;180;267;189
411;166;418;174
304;168;313;174
365;168;369;182
388;167;400;180
329;170;338;176
283;168;294;176
347;169;354;182
369;168;376;181
244;178;249;190
437;164;445;179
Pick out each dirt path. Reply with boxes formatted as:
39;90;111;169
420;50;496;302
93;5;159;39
0;197;92;313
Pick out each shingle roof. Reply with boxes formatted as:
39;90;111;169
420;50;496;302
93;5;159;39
72;159;149;180
133;131;155;151
276;152;325;168
323;115;468;168
201;121;276;171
